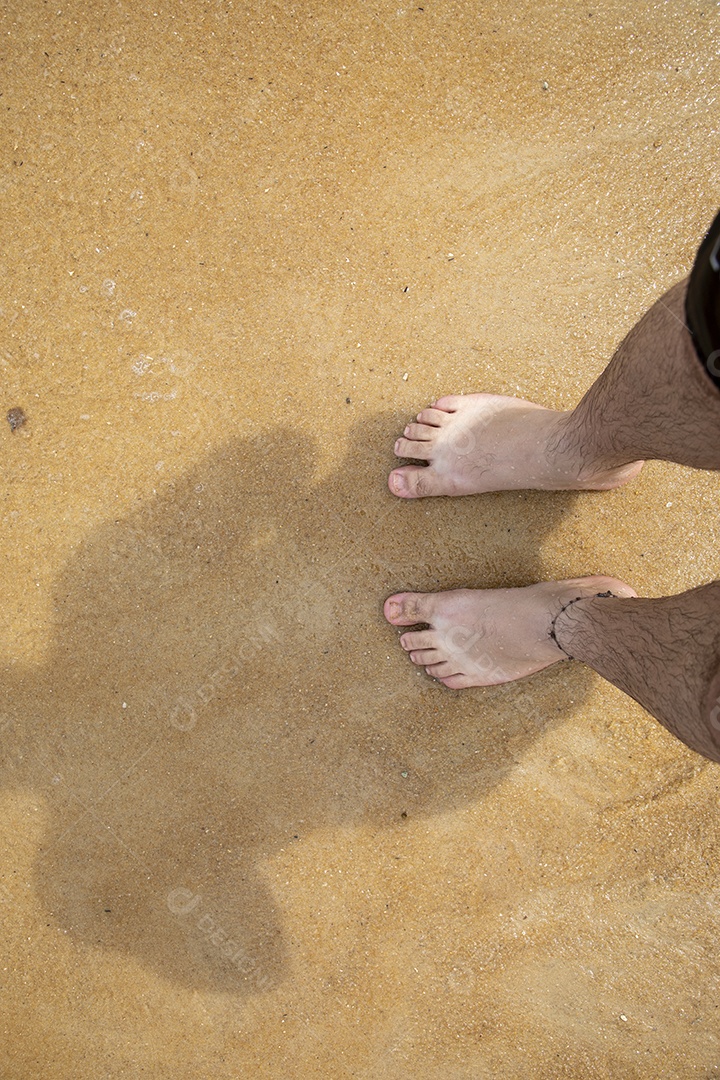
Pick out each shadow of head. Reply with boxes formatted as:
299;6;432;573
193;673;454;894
2;415;593;994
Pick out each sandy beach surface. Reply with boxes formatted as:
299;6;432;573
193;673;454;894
2;1;720;1076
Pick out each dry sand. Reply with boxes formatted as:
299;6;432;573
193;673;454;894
2;1;720;1076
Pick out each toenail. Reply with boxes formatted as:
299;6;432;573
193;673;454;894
391;472;406;493
386;601;401;620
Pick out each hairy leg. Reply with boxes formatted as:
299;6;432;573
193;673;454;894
551;278;720;474
553;582;720;763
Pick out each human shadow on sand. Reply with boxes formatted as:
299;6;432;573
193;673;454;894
2;414;596;996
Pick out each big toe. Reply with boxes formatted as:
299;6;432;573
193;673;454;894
388;465;444;499
384;592;434;625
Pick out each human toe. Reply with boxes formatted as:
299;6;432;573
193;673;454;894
438;673;475;690
432;394;465;411
388;465;443;498
408;648;441;665
384;592;434;625
394;436;434;459
402;422;437;441
399;630;436;650
416;407;452;426
424;660;461;678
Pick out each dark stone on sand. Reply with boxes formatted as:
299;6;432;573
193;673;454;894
7;407;26;431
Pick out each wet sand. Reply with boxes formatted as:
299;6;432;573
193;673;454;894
2;1;720;1076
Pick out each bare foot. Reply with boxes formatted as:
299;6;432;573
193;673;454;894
384;575;637;689
388;394;644;498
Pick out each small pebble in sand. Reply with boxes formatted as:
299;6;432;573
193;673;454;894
7;407;26;431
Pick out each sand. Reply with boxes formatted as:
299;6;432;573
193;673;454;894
2;1;720;1076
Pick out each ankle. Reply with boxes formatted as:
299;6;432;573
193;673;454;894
543;410;598;481
552;591;620;661
546;411;640;484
